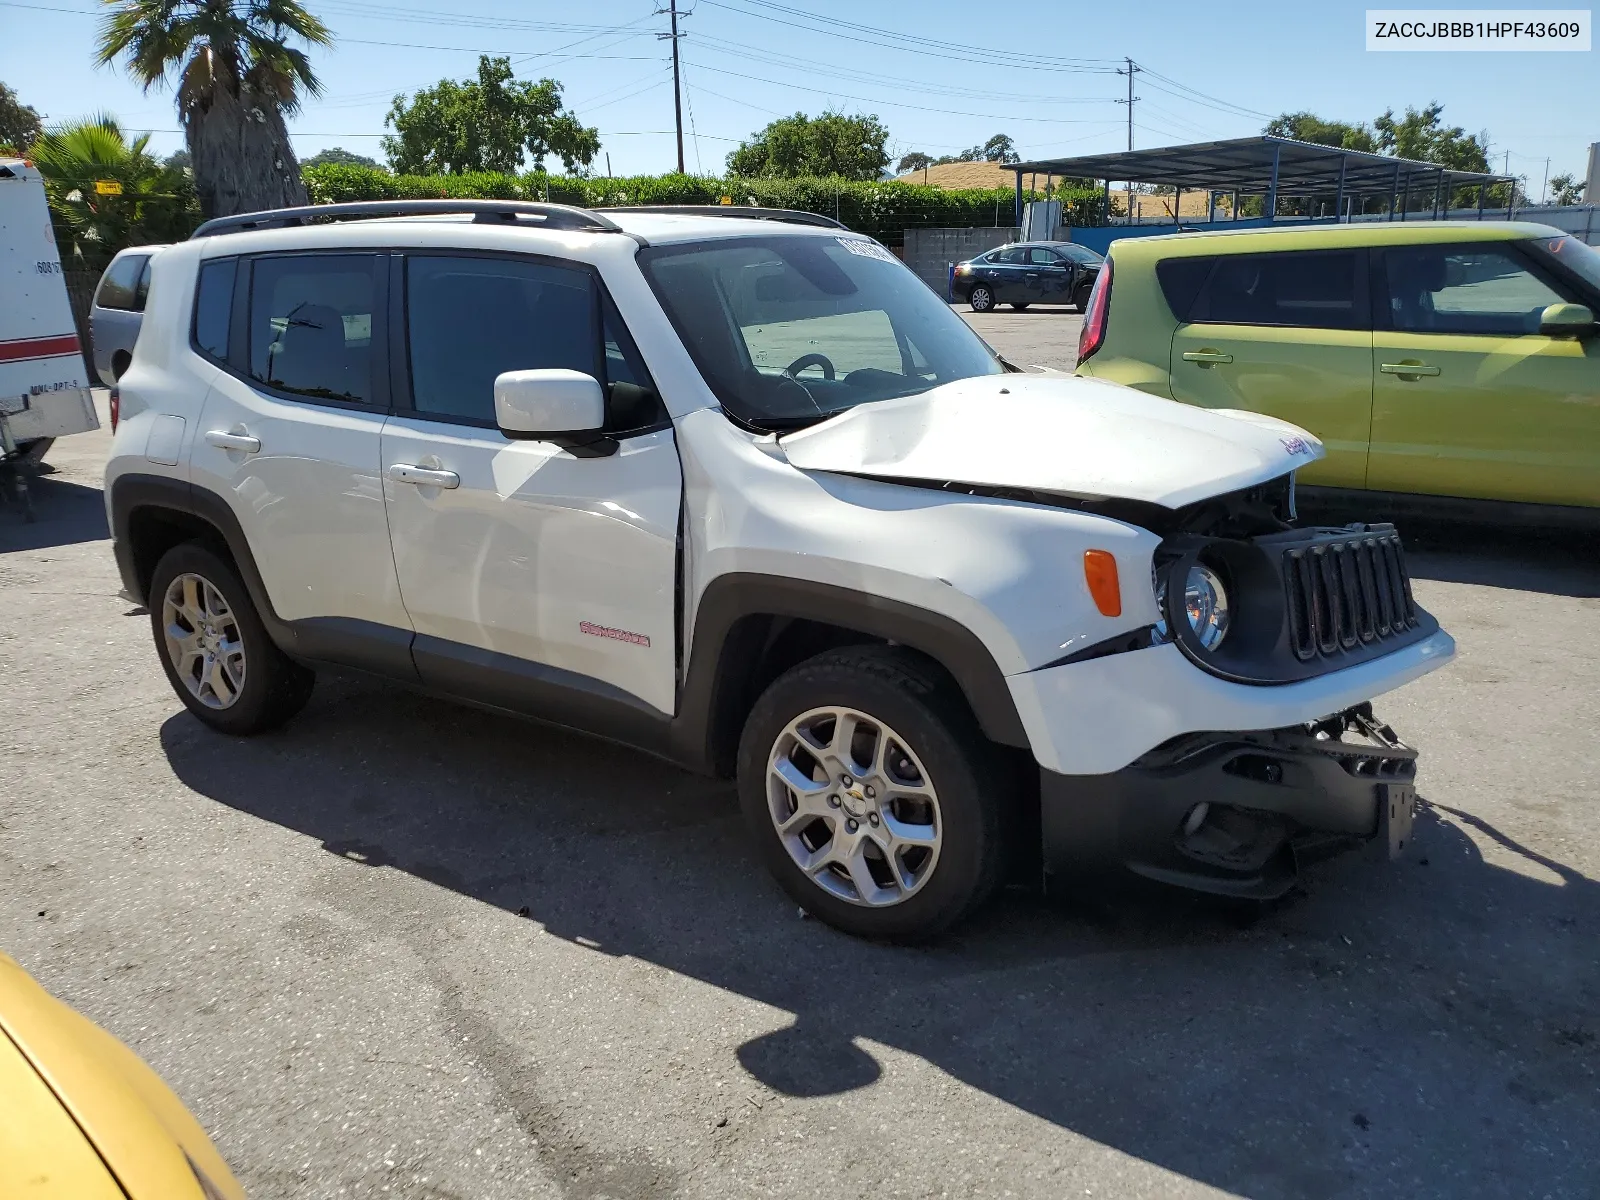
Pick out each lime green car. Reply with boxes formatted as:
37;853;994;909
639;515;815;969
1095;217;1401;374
1075;221;1600;514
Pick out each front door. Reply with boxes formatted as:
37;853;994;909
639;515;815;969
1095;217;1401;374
1167;247;1373;488
1369;242;1600;506
190;251;414;670
380;252;682;716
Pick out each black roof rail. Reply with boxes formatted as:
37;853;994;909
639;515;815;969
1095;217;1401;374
190;199;626;240
595;204;847;230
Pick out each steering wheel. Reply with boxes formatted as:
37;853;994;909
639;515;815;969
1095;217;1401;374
785;353;836;381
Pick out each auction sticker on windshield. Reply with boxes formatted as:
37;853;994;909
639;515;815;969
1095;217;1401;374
836;238;899;264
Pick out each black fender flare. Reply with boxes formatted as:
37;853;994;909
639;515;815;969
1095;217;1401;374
672;573;1030;773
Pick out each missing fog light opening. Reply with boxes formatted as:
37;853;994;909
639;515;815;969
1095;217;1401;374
1183;802;1210;837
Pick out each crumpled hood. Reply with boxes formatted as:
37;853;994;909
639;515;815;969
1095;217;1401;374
778;373;1323;510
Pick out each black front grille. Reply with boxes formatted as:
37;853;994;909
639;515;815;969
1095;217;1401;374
1284;532;1418;662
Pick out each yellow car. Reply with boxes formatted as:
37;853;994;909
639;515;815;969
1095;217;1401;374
0;951;245;1199
1076;221;1600;516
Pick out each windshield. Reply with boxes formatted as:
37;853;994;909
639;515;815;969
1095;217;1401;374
638;234;1005;429
1526;235;1600;298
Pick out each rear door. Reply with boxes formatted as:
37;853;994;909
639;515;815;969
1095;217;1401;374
985;246;1031;301
1026;247;1074;304
380;252;682;715
1369;241;1600;506
190;251;414;672
1167;248;1373;488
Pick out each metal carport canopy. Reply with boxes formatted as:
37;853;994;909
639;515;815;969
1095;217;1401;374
1010;135;1509;196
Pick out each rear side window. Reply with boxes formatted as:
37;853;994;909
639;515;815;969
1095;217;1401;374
191;258;236;363
995;246;1029;265
96;254;149;311
1191;250;1364;330
248;255;378;404
1156;257;1214;321
405;255;596;424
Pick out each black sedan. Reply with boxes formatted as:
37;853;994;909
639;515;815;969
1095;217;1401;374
952;241;1103;313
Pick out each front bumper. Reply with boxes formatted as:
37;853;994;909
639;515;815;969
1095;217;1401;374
1040;706;1418;899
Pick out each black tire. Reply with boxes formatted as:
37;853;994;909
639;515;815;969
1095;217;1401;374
737;646;1007;941
147;542;314;735
1072;284;1093;313
967;284;996;313
1010;303;1030;311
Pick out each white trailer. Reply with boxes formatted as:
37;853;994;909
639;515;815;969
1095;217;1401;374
1;157;100;465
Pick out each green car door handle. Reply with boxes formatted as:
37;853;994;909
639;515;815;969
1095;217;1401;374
1182;350;1233;366
1380;361;1442;378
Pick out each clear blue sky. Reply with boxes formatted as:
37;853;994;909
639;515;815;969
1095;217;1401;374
2;0;1595;192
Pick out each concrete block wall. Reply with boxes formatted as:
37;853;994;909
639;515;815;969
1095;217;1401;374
902;227;1020;295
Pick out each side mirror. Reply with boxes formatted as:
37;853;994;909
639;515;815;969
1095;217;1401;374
494;369;614;456
1539;303;1597;338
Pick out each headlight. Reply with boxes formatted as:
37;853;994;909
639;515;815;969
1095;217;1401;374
1183;563;1230;650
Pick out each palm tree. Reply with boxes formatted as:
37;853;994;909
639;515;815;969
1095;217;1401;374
31;114;197;265
95;0;331;218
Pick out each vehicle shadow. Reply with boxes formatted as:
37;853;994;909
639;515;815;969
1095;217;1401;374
0;474;110;552
1301;506;1600;599
160;676;1600;1199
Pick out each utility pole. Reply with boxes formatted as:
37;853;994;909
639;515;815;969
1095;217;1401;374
1115;58;1141;151
658;0;686;174
1541;157;1550;205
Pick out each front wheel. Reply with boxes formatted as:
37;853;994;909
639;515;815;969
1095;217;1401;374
1072;284;1093;312
737;647;1006;941
148;542;315;735
967;284;996;313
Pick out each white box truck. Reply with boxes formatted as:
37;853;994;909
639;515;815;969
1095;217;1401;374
1;156;101;466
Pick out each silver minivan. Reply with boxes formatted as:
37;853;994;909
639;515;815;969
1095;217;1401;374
89;245;165;386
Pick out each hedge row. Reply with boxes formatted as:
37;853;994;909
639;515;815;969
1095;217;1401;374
301;164;1042;245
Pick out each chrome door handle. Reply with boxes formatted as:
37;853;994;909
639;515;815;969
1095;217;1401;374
387;463;460;489
1380;362;1441;377
204;429;260;453
1181;350;1233;365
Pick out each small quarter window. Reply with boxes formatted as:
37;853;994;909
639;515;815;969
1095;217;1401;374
192;258;236;363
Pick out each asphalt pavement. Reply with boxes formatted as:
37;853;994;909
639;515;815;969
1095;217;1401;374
1;368;1597;1200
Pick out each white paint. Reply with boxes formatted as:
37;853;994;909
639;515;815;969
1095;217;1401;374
494;369;605;436
779;372;1324;510
0;158;98;442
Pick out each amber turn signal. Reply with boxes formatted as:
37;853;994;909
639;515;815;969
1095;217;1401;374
1083;549;1122;617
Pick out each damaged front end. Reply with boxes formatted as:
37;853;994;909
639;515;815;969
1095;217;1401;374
1040;705;1419;900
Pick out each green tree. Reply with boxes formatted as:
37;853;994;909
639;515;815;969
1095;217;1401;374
96;0;331;218
896;150;934;174
30;114;198;265
1373;103;1488;171
0;81;43;154
384;56;599;175
727;110;890;180
1549;173;1585;205
302;145;381;169
163;147;191;172
962;133;1019;164
1265;111;1376;153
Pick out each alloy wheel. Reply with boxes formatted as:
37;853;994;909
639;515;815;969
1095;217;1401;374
766;706;943;907
161;572;247;710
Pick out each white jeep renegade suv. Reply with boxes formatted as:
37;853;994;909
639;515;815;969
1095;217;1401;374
105;200;1455;940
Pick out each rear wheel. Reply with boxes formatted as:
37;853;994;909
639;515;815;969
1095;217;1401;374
967;284;996;313
148;542;314;735
737;647;1006;941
